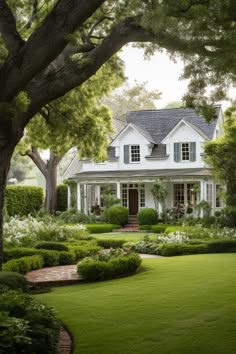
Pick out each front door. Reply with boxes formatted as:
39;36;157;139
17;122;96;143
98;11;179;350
129;189;139;215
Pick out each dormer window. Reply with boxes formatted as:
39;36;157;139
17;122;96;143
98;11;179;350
130;145;140;162
181;143;190;161
174;142;196;162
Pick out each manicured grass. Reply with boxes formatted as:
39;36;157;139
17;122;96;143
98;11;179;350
36;254;236;354
92;232;157;241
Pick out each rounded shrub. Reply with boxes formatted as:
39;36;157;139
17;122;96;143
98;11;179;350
77;253;141;281
35;242;69;252
0;272;28;292
56;184;68;211
106;205;128;227
58;250;76;265
137;208;158;225
96;239;126;249
3;255;44;274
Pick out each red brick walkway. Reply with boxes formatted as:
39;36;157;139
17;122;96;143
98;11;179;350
58;327;73;354
26;265;81;287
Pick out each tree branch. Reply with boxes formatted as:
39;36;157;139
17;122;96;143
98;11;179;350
27;146;47;176
25;0;38;30
0;0;24;53
0;0;106;101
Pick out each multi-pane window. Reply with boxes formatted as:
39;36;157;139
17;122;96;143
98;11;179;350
181;143;190;161
130;145;140;162
215;184;222;208
140;187;145;207
206;183;213;207
121;185;128;207
174;184;184;206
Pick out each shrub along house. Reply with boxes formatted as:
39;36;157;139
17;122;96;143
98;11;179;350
64;107;224;217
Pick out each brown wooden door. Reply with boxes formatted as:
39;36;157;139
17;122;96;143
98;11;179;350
129;189;139;215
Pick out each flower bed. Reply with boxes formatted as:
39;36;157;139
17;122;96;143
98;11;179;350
77;249;142;281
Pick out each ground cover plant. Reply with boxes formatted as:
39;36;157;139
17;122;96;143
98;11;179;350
36;254;236;354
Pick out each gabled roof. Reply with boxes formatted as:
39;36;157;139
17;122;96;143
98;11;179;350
125;107;220;144
110;122;154;146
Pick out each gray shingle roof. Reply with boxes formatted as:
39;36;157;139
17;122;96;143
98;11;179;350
125;107;220;144
146;144;168;159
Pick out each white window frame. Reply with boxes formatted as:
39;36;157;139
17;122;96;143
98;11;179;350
130;145;140;163
181;142;190;162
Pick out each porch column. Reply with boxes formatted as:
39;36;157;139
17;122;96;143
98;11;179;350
77;182;81;211
84;184;88;214
116;182;121;200
200;180;205;217
95;185;101;205
67;186;71;210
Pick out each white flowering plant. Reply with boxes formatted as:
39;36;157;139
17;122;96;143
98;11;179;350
158;232;190;244
3;215;88;247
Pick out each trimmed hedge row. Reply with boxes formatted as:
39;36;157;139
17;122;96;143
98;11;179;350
35;242;69;251
77;253;141;281
87;224;120;233
3;255;44;274
139;224;169;233
70;245;101;259
0;271;28;291
5;186;44;216
158;240;236;257
96;239;127;249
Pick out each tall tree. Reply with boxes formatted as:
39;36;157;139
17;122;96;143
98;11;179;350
7;152;35;184
19;61;124;212
0;1;234;268
103;81;161;120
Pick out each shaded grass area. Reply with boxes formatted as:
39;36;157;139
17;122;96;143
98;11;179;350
36;254;236;354
92;232;157;241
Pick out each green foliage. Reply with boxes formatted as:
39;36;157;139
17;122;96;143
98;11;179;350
96;239;126;249
35;250;60;267
106;205;128;227
151;224;169;233
7;152;35;184
151;179;168;211
58;209;92;224
5;186;44;216
71;245;101;260
101;186;120;208
4;248;38;262
56;184;68;211
132;240;160;255
207;240;236;254
137;208;158;226
58;251;76;265
35;242;69;252
3;255;44;274
87;224;120;234
77;253;141;281
0;291;60;354
0;272;28;292
195;200;211;218
159;243;208;257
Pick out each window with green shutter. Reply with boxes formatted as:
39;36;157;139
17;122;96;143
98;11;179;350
190;142;196;161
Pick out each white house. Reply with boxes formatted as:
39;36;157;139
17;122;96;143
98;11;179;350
64;107;224;217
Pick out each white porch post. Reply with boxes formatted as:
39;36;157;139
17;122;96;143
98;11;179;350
200;180;205;217
95;185;101;205
77;182;81;211
84;184;88;214
116;182;121;200
67;186;71;210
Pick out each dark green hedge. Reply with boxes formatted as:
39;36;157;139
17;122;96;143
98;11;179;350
87;224;120;233
0;271;28;291
96;239;127;249
3;255;44;274
137;208;158;225
159;243;208;257
57;184;68;211
5;186;44;216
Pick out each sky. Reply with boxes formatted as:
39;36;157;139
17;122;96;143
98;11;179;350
120;45;233;110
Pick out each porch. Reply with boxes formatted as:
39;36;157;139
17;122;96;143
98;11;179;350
67;168;223;217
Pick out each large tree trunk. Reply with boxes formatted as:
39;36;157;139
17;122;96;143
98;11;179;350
0;130;21;270
27;148;62;214
45;156;58;213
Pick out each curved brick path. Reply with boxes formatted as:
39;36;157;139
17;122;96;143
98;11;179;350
26;265;81;287
58;327;73;354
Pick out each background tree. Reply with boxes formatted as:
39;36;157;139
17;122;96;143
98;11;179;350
205;106;236;225
103;81;161;120
163;101;183;109
7;152;35;184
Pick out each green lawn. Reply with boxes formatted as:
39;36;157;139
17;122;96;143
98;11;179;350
91;232;157;241
36;254;236;354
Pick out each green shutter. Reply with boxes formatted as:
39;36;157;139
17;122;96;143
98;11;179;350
190;142;196;162
174;143;181;162
124;145;129;164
